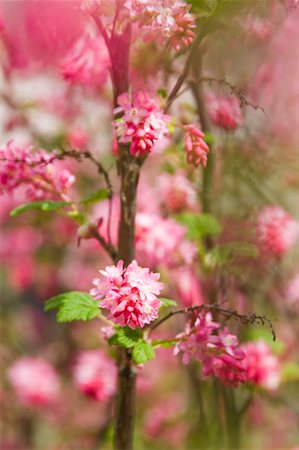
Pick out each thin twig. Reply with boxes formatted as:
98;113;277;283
151;303;276;341
199;76;267;115
90;228;118;263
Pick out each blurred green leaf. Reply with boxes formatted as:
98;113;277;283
176;212;222;240
79;188;109;206
10;200;72;217
159;298;178;310
281;363;299;383
108;327;143;349
132;341;155;365
44;291;99;322
152;339;178;348
157;87;168;99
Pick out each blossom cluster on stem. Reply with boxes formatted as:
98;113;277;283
125;0;196;51
90;260;163;328
0;141;75;199
184;125;209;168
174;312;247;387
113;91;170;156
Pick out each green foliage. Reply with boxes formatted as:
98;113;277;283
44;291;99;323
108;327;155;364
176;212;222;241
152;339;178;348
132;341;155;365
108;327;143;348
79;188;110;206
10;200;72;217
281;363;299;383
157;87;168;99
159;298;178;310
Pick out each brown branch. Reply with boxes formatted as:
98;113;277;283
89;228;118;263
151;303;276;341
199;76;267;115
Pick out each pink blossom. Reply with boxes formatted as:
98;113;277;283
73;350;116;401
0;141;75;200
157;172;197;213
242;15;274;43
172;267;203;307
285;273;299;305
174;313;247;387
206;92;243;131
90;260;163;328
1;0;84;70
257;206;299;256
67;127;90;151
113;91;170;156
144;395;187;445
8;357;60;407
241;340;280;390
60;32;109;88
184;125;209;168
125;0;195;51
135;212;196;268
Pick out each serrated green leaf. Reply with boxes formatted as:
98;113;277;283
159;298;177;310
132;341;155;365
44;291;99;323
44;294;65;312
108;326;143;348
176;212;222;240
10;200;72;217
80;189;109;206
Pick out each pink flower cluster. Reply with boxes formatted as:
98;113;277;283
90;260;163;328
241;340;280;390
172;267;203;307
157;172;197;213
174;312;247;387
113;91;170;156
184;125;209;168
8;357;60;407
0;227;42;291
60;32;109;88
135;212;196;268
0;141;75;199
257;206;299;256
285;273;299;305
242;15;273;43
125;0;195;51
72;350;116;401
206;92;243;131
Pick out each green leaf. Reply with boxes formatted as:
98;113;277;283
80;189;110;206
108;327;143;348
159;298;177;310
152;339;178;348
10;200;72;217
67;210;85;224
44;291;99;323
157;87;168;99
176;212;222;240
132;341;155;365
44;294;65;312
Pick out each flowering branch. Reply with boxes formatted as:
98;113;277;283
150;303;276;341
